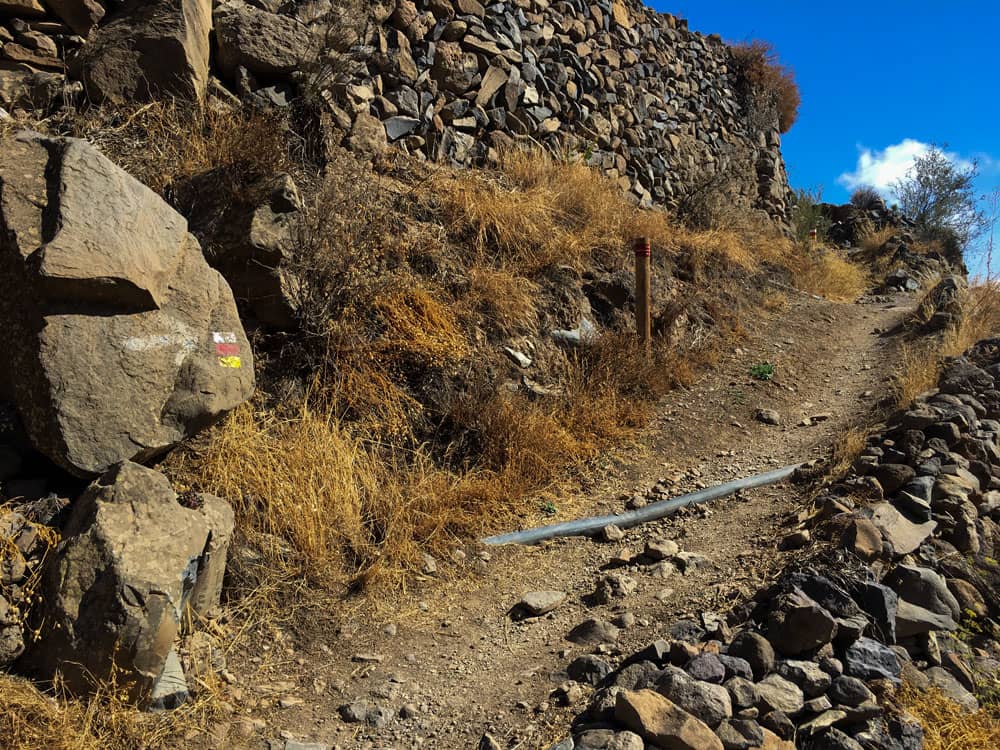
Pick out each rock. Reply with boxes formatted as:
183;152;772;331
754;674;804;717
717;655;753;681
600;524;625;542
214;1;314;78
574;729;644;750
0;1;46;17
924;666;979;711
614;689;724;750
567;618;620;645
715;718;764;750
840;637;901;684
868;502;937;556
828;675;874;707
778;530;810;550
775;660;831;698
149;647;189;710
614;660;664;691
723;677;759;710
656;665;733;727
755;409;781;426
809;727;864;750
568;655;613;687
518;591;566;617
797;709;848;738
0;594;24;666
0;132;254;477
883;565;961;620
946;578;987;617
759;710;795;741
23;462;215;701
187;493;235;617
185;171;302;330
73;0;212;103
594;573;638;603
764;589;837;655
895;599;957;638
851;581;898;644
644;538;679;560
874;464;915;495
728;630;775;680
46;0;105;36
841;516;883;561
685;653;726;684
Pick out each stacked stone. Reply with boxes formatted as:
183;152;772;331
553;569;923;750
330;0;790;215
0;0;793;220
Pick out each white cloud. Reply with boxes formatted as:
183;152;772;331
837;139;935;194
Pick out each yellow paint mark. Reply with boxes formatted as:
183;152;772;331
219;356;242;369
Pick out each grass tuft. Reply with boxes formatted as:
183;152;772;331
900;684;1000;750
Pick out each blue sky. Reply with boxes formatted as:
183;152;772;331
648;0;1000;267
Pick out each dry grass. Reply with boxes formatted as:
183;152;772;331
729;40;801;133
900;684;1000;750
860;225;897;255
894;280;1000;405
0;671;223;750
829;426;871;478
66;100;291;197
432;147;790;275
462;267;539;336
789;247;869;301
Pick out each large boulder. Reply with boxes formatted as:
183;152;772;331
182;171;302;329
0;131;254;476
22;462;231;701
213;1;315;79
72;0;213;103
46;0;106;36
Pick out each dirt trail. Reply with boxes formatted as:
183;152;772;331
229;292;913;750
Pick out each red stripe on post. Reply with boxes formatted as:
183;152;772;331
215;343;240;356
633;238;652;257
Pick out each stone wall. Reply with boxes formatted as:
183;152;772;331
0;0;793;220
331;0;791;217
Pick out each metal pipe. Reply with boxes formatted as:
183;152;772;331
634;237;652;354
482;463;801;546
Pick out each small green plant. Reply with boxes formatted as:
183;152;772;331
539;501;558;517
791;187;832;244
750;362;776;381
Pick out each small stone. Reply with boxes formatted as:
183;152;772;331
728;631;775;680
567;655;613;686
685;653;726;684
755;409;781;426
755;674;804;716
644;538;679;560
567;618;620;645
828;675;875;707
778;530;810;550
518;591;567;617
601;524;625;542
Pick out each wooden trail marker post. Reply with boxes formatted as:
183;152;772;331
633;237;651;354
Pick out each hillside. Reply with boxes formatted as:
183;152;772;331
1;1;999;750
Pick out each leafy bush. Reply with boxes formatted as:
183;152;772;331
729;41;801;134
892;145;987;251
750;362;776;380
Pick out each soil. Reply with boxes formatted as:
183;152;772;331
216;290;914;750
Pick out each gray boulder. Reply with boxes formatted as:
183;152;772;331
655;665;732;727
73;0;213;102
214;1;316;79
0;131;254;476
764;588;837;655
23;462;232;702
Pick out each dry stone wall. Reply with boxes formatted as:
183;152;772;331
332;0;792;217
0;0;793;219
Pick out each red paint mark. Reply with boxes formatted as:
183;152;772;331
215;343;240;356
